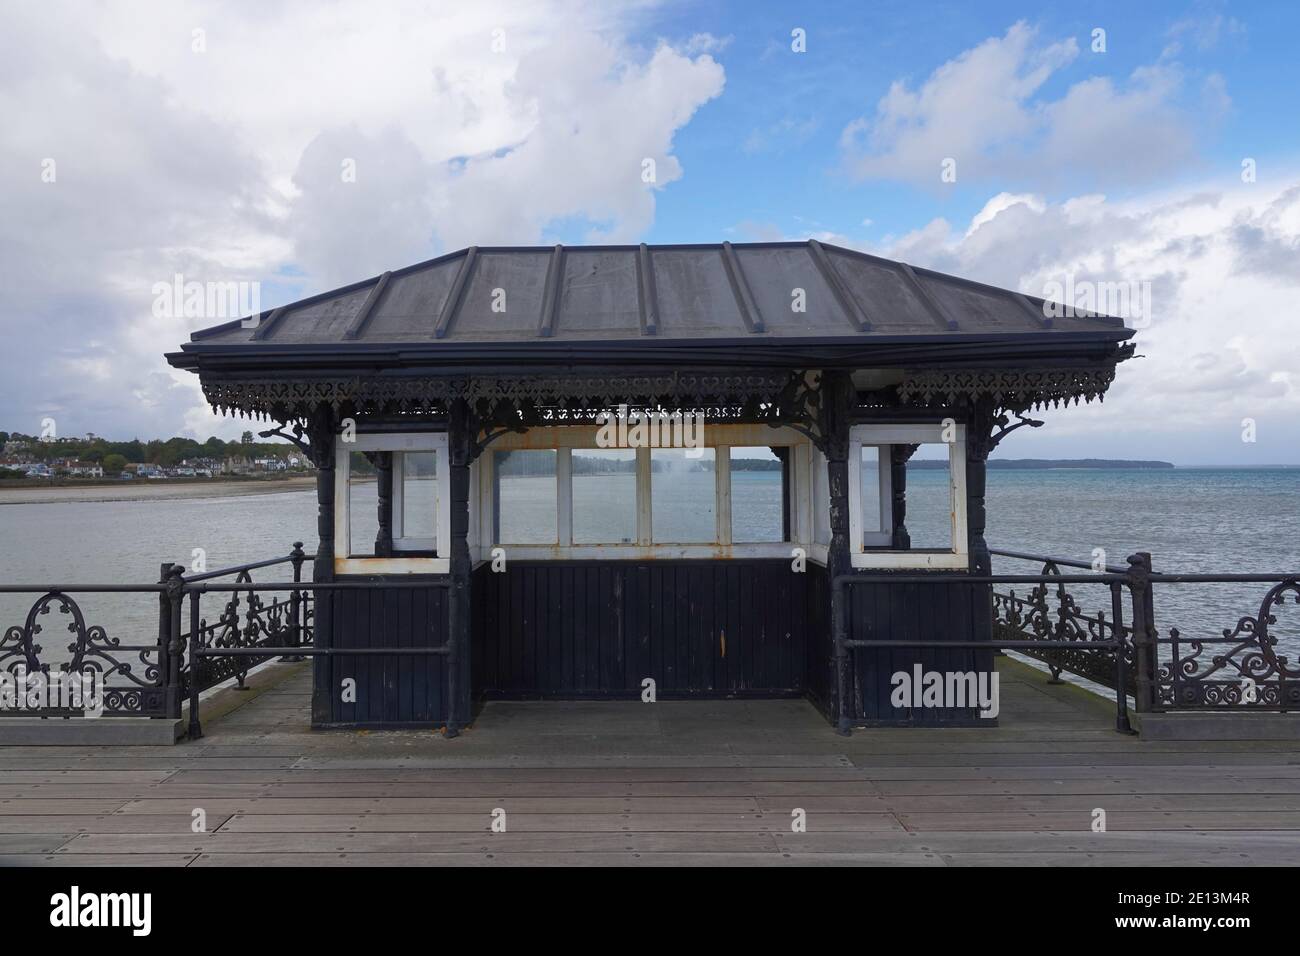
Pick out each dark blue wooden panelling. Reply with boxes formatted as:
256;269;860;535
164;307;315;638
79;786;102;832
846;574;994;725
327;578;449;726
471;559;812;698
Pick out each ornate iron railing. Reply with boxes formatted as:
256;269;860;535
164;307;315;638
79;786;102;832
991;549;1300;713
0;583;170;717
178;546;313;700
990;549;1133;693
1150;575;1300;711
0;543;312;719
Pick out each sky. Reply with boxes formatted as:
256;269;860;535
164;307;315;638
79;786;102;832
1;0;1297;465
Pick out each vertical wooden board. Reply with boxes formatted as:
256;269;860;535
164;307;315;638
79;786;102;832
559;564;574;692
370;583;387;724
625;565;644;691
690;564;709;692
673;565;690;693
433;587;448;721
508;565;523;691
585;565;597;693
396;586;412;723
723;563;738;690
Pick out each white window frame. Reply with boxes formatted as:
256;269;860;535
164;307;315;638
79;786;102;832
334;432;450;575
848;423;968;570
479;423;805;561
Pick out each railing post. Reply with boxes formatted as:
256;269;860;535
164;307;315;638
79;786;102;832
1110;581;1134;734
286;541;305;662
164;565;186;721
157;562;175;715
1126;552;1157;712
187;589;203;739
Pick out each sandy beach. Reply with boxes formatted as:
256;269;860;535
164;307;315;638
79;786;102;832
0;476;316;505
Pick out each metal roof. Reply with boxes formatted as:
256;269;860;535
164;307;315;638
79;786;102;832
180;240;1130;351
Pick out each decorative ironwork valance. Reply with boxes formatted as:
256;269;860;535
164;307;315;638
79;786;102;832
895;366;1119;410
201;370;795;420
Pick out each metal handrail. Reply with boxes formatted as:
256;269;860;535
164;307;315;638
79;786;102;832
990;547;1129;575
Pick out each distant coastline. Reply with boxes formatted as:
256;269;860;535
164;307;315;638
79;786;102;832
0;475;316;505
911;458;1176;470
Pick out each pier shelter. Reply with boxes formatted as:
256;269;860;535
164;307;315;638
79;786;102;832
167;241;1133;731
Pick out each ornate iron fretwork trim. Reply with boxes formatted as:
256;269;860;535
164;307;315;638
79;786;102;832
202;370;795;421
896;367;1118;410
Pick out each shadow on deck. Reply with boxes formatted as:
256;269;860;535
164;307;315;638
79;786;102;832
2;657;1298;867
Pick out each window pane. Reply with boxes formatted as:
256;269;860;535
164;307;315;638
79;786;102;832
571;449;637;544
860;445;883;538
905;445;954;549
348;451;378;556
730;447;784;542
400;451;437;543
493;450;557;544
652;448;716;543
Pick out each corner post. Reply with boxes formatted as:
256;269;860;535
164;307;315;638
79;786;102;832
822;371;854;735
287;541;305;661
1126;552;1157;713
306;403;337;726
187;589;203;739
157;562;176;715
966;398;996;679
446;398;473;737
164;565;186;721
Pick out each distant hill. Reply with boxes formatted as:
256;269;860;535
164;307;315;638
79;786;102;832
910;458;1174;470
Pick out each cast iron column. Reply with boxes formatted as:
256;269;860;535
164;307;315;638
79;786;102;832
306;402;336;726
371;451;394;557
890;443;917;550
446;398;473;736
966;397;996;680
822;371;854;735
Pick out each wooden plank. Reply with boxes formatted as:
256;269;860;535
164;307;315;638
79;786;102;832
895;810;1300;831
0;853;198;867
188;851;940;867
118;796;768;814
62;830;782;854
219;812;906;832
0;814;235;833
0;799;131;815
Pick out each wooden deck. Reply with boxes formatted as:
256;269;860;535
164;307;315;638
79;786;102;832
2;657;1299;867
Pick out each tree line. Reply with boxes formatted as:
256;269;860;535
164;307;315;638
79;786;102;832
0;430;296;469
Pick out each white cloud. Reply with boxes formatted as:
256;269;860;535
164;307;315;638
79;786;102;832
866;180;1300;464
0;0;723;439
840;21;1220;188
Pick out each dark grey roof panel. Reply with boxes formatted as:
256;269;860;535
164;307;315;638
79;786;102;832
921;275;1029;334
268;287;371;344
731;245;850;335
363;257;460;340
650;248;747;337
557;249;641;337
453;250;550;338
827;250;938;334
